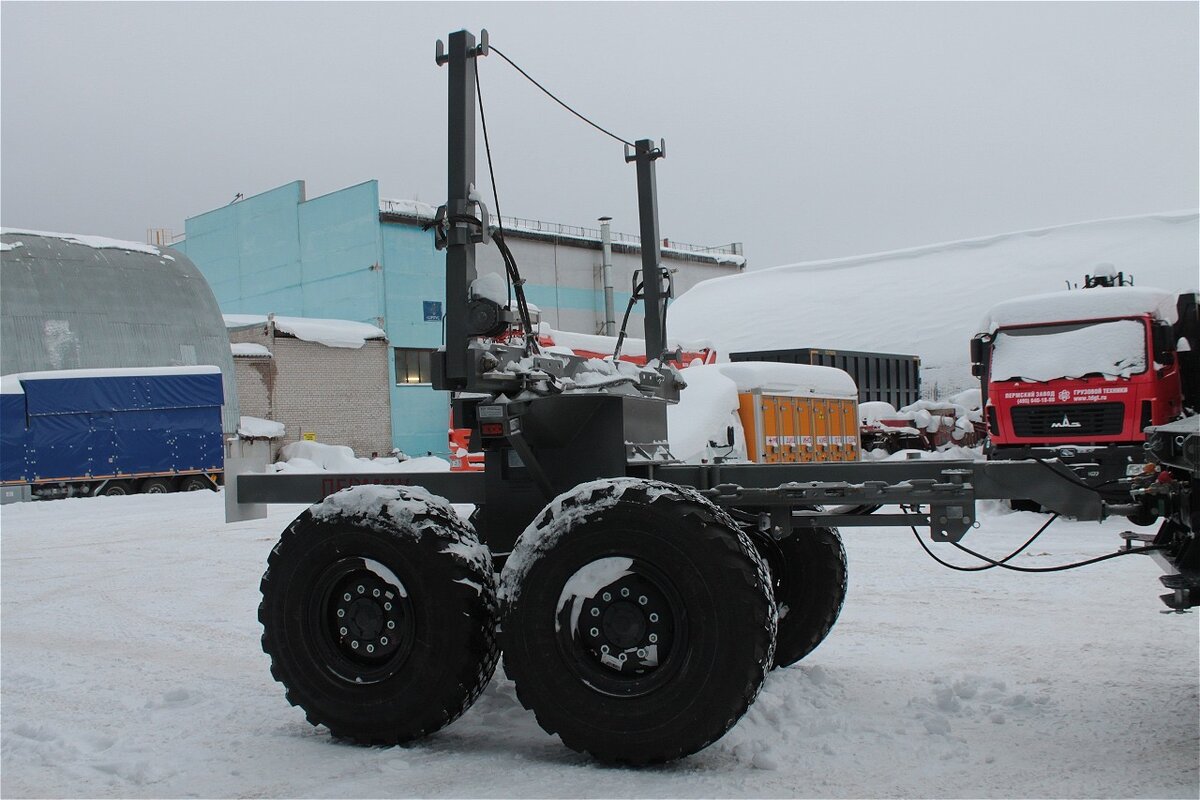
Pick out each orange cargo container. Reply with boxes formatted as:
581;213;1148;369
738;390;860;464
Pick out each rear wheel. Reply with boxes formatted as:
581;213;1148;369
140;477;175;494
100;480;133;496
768;524;847;668
500;478;776;764
259;486;499;744
179;475;211;492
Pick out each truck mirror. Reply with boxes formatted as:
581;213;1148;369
969;334;989;376
1152;323;1175;366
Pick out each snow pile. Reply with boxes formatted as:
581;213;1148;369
0;240;23;252
859;401;899;425
471;273;509;305
230;342;271;358
1;227;165;255
980;286;1180;332
273;441;449;474
223;314;386;349
237;416;285;439
666;364;747;463
0;365;221;394
538;323;711;360
990;319;1147;382
716;361;858;399
669;211;1198;395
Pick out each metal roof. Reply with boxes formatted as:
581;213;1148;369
1;231;240;433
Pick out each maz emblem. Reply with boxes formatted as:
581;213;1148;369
1051;415;1082;429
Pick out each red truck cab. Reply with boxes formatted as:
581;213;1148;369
972;276;1198;496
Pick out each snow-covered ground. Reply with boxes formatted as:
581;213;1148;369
2;491;1196;798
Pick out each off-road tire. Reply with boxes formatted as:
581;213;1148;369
259;486;499;745
499;478;776;765
769;524;847;668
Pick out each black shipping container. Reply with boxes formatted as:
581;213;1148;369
729;348;921;409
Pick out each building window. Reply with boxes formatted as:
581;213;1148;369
395;348;434;385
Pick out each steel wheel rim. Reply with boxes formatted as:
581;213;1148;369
309;556;415;685
554;555;687;697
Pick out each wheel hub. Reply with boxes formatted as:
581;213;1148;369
323;563;410;666
573;572;675;677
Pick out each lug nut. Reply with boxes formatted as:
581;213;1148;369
384;602;392;611
590;627;599;637
337;609;345;618
649;633;658;643
380;636;388;646
343;593;352;601
387;620;395;629
357;585;365;594
620;588;630;597
638;595;648;605
590;608;600;617
373;588;381;597
602;592;612;602
340;627;348;636
351;641;359;649
649;613;659;623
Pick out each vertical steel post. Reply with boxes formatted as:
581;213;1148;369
628;139;667;361
599;216;616;336
440;30;478;389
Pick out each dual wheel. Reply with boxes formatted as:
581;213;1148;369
259;480;846;763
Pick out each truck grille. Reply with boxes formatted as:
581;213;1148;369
1010;403;1126;438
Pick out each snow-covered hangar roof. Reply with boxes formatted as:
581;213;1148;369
0;229;240;433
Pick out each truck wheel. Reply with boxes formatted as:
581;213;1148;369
100;480;133;496
769;525;847;668
499;478;776;764
179;475;211;492
140;477;175;494
259;486;499;745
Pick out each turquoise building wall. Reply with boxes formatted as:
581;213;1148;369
178;181;451;457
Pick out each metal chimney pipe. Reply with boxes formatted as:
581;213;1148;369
599;216;616;336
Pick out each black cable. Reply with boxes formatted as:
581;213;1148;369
911;513;1165;573
909;513;1059;572
474;64;536;350
474;65;512;310
612;282;642;360
950;539;1164;572
489;45;637;149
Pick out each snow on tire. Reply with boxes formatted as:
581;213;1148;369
258;485;499;745
499;478;776;765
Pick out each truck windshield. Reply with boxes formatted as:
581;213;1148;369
990;319;1147;383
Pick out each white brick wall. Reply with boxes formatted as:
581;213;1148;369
230;326;392;460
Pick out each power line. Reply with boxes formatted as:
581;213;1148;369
488;45;637;149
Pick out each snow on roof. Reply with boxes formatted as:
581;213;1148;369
231;342;272;358
237;415;285;439
1;228;164;256
1;365;221;394
979;286;1179;332
714;362;858;399
669;211;1198;395
223;314;386;349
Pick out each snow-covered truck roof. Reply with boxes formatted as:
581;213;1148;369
0;365;222;395
979;286;1181;333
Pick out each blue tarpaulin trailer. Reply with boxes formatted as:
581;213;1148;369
1;366;224;501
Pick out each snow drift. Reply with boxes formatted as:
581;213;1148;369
668;211;1199;396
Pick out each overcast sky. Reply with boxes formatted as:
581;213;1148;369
2;2;1196;269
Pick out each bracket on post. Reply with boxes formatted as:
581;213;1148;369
437;28;489;65
624;138;666;164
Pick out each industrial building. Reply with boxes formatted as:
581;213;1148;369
228;314;393;460
174;179;744;455
0;230;239;434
